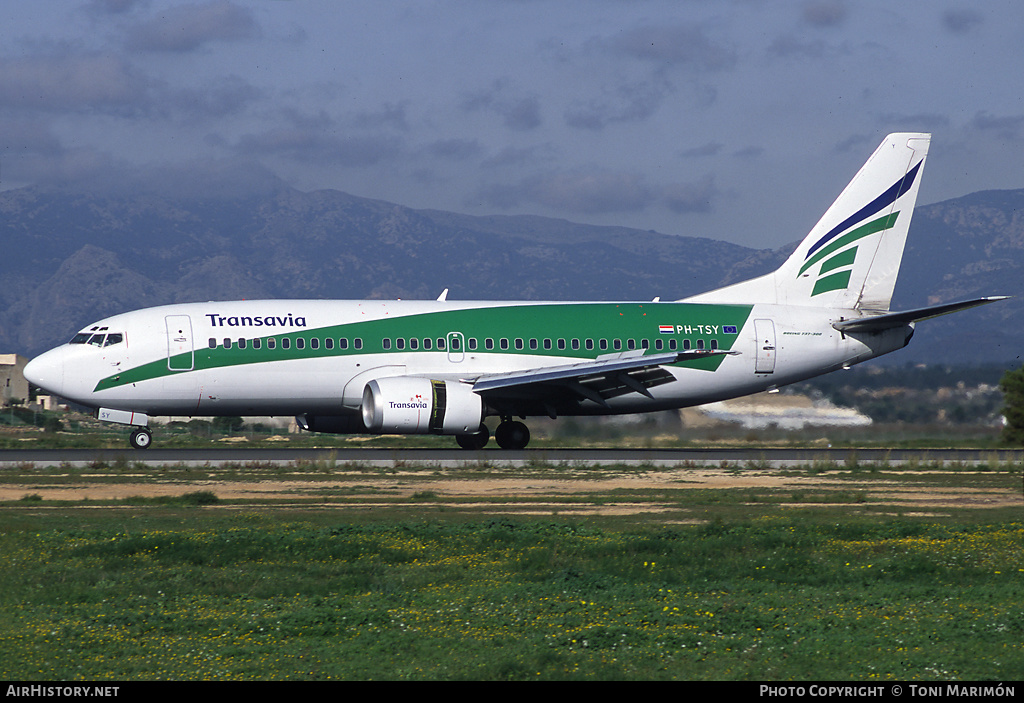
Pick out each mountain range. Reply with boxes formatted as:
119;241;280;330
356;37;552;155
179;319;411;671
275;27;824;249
0;184;1020;366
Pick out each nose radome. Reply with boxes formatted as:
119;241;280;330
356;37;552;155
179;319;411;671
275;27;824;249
23;348;65;397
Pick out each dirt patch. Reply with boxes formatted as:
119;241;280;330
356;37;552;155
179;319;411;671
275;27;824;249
2;468;1019;514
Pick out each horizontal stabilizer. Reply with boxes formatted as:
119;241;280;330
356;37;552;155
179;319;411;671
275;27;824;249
832;296;1009;333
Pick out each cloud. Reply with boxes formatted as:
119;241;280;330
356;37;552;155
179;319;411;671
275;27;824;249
598;24;736;72
475;169;722;217
170;75;263;119
0;119;63;156
86;0;144;14
348;103;410;132
970;111;1024;141
663;175;719;214
766;34;832;60
942;9;984;34
477;169;654;214
732;146;764;160
680;142;724;158
234;112;407;168
564;79;670;131
17;145;286;199
461;79;542;131
801;1;848;28
125;1;259;53
424;138;482;161
0;53;149;113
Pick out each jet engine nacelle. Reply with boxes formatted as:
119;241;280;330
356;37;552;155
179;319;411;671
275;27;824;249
361;377;483;435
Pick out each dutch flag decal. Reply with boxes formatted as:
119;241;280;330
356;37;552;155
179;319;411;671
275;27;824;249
659;325;674;334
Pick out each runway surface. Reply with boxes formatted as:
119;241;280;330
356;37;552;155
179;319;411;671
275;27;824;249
1;446;1020;468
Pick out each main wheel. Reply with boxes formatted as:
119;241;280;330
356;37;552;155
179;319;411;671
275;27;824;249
494;420;530;450
456;424;489;450
129;428;152;450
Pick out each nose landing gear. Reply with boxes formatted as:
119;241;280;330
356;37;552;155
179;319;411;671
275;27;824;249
129;427;152;450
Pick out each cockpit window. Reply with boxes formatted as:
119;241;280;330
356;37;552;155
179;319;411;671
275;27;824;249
70;331;124;347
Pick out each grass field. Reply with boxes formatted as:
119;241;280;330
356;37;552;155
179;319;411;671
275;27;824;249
0;458;1021;681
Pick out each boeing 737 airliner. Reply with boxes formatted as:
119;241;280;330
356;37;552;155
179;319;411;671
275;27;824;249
24;133;1006;449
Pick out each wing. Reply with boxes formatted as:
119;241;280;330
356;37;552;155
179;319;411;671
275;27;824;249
467;348;737;412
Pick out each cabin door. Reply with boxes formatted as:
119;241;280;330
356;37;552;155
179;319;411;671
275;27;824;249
754;319;776;374
165;315;194;371
446;331;466;363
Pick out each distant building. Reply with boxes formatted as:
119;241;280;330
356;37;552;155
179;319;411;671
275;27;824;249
0;354;29;406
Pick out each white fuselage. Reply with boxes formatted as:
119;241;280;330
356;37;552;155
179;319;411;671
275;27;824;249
25;299;912;420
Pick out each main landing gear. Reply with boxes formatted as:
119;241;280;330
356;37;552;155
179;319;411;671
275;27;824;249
455;424;490;450
494;418;530;450
455;418;531;450
129;427;152;450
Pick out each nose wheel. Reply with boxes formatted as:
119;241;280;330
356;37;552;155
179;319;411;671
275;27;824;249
129;428;152;450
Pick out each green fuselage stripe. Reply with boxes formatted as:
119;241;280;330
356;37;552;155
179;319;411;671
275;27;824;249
94;302;754;392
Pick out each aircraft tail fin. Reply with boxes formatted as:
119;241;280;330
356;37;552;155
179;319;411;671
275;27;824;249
687;133;930;311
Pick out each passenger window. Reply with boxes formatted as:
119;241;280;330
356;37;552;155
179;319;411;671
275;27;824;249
571;339;580;350
599;339;608;351
339;338;348;350
268;338;276;349
613;339;622;351
296;338;305;350
669;339;677;351
500;338;509;350
710;339;719;350
543;339;552;350
485;338;494;350
382;338;391;350
209;338;217;349
585;339;594;350
423;338;432;350
410;338;419;350
251;338;260;349
354;338;363;350
325;338;334;350
310;338;319;350
222;338;231;349
437;338;446;350
396;338;405;350
683;339;691;350
237;338;246;349
655;339;663;350
627;339;636;350
641;339;649;349
282;338;291;350
515;338;524;350
557;339;566;350
530;339;538;350
467;338;476;351
696;339;705;350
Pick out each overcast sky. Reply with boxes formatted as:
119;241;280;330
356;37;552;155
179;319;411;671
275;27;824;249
2;1;1022;250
